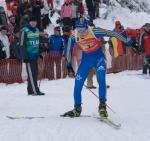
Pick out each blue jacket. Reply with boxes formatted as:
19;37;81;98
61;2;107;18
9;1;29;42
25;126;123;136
49;35;64;51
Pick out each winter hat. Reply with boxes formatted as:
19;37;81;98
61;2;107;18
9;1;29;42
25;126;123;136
144;23;150;33
62;26;71;32
0;26;7;31
54;26;61;31
75;17;88;29
115;21;121;26
54;26;61;32
144;23;150;27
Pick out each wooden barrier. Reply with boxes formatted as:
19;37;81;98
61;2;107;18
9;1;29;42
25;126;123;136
0;59;9;83
8;59;23;84
0;51;144;84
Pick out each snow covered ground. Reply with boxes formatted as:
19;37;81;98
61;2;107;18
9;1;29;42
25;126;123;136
0;71;150;141
94;6;150;29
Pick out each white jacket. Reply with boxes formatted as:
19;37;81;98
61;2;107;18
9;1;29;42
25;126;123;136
0;32;10;58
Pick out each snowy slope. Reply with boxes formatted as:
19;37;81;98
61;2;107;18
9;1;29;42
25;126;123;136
0;71;150;141
94;5;150;29
45;3;150;35
49;0;150;31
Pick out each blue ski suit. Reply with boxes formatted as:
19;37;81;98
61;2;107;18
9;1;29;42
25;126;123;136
68;27;128;106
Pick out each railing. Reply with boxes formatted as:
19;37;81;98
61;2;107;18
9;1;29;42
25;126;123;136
0;52;68;84
0;50;144;84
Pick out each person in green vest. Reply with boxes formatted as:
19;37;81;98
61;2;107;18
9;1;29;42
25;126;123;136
20;16;45;96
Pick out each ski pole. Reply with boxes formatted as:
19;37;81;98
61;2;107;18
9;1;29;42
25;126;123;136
84;84;116;114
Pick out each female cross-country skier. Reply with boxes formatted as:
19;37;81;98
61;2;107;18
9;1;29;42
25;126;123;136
62;17;130;120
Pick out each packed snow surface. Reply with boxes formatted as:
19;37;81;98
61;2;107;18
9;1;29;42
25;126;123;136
0;71;150;141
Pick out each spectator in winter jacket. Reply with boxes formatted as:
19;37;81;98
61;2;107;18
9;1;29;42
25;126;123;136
71;1;78;29
0;40;5;59
126;28;139;48
73;0;84;17
139;23;150;75
8;15;16;32
47;0;53;9
47;26;64;79
32;0;44;31
85;0;95;23
19;0;32;17
11;3;18;17
8;31;15;59
0;6;7;27
41;0;51;29
93;0;100;18
62;26;71;57
11;29;21;60
0;26;10;59
114;21;124;33
60;0;72;29
39;33;49;53
20;16;45;96
109;21;126;72
19;1;33;28
126;28;141;70
62;26;75;77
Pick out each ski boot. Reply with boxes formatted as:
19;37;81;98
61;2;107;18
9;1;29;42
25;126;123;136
98;101;108;120
62;105;82;117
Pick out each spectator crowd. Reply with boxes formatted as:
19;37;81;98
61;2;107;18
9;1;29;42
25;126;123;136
0;0;150;86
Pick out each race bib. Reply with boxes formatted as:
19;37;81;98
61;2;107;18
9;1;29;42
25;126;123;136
76;37;103;53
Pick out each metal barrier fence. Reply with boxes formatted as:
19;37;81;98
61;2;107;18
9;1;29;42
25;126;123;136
0;51;144;84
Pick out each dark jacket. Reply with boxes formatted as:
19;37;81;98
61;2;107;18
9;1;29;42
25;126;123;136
0;40;6;59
